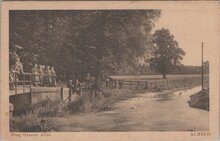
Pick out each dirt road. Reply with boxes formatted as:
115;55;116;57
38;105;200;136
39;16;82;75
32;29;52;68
51;86;209;131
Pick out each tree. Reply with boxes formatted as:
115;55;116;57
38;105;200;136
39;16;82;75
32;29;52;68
78;10;161;84
149;28;185;78
9;10;161;84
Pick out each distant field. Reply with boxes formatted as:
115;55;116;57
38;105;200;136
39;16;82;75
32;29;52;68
109;74;209;81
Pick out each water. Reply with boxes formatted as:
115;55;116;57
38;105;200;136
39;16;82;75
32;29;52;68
112;86;209;131
52;86;209;131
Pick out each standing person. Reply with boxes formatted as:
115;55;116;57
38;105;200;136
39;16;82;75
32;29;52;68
9;50;19;67
85;73;91;89
38;65;44;86
67;80;74;93
32;64;39;86
90;76;96;99
14;57;24;74
48;66;52;86
51;66;57;87
105;77;110;87
44;66;52;86
42;65;46;86
9;67;15;90
74;79;82;96
67;80;74;102
11;57;24;81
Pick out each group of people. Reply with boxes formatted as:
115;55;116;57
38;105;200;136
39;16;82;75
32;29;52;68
32;64;56;87
9;55;57;90
67;79;82;96
85;73;97;90
67;73;99;98
9;56;101;99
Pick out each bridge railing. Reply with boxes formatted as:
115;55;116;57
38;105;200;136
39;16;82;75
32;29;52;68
9;72;57;95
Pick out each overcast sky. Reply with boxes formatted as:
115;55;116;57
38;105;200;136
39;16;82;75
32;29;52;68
154;9;219;66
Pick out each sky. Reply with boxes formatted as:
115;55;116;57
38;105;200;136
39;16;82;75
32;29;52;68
154;9;219;66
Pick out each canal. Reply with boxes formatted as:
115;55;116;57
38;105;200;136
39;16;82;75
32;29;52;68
52;86;209;131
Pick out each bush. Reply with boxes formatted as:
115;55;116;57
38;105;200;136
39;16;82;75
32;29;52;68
10;113;55;132
10;99;63;132
66;92;106;113
28;99;65;117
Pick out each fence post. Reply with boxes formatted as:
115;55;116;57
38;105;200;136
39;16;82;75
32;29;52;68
114;80;117;88
30;74;32;92
61;87;63;100
68;88;72;102
119;80;122;89
15;75;17;95
23;74;25;93
145;81;148;89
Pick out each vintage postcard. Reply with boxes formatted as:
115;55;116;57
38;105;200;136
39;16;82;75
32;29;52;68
0;1;219;141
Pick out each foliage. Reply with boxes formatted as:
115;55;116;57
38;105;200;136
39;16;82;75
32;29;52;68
10;113;55;132
28;99;65;117
66;91;106;113
9;10;161;80
149;28;185;78
173;62;209;74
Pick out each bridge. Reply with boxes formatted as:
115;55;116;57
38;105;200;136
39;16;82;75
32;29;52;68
9;72;56;96
9;72;60;115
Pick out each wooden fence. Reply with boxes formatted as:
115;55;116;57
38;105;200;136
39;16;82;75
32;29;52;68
107;75;209;90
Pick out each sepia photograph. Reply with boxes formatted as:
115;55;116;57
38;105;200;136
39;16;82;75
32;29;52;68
1;1;219;140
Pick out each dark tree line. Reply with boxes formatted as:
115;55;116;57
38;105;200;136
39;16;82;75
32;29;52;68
9;10;161;82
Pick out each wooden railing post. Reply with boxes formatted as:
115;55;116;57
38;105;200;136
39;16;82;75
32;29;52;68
145;81;148;89
30;74;32;91
23;74;25;93
119;80;123;89
15;75;17;95
114;80;117;88
110;78;113;88
69;88;72;102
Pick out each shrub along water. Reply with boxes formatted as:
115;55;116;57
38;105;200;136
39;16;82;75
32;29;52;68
10;87;146;132
10;113;56;132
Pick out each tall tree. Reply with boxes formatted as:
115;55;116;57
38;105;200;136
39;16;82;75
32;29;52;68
77;10;161;83
9;10;161;83
149;28;185;78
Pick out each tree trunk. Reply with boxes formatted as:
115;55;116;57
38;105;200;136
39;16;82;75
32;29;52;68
95;62;102;88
